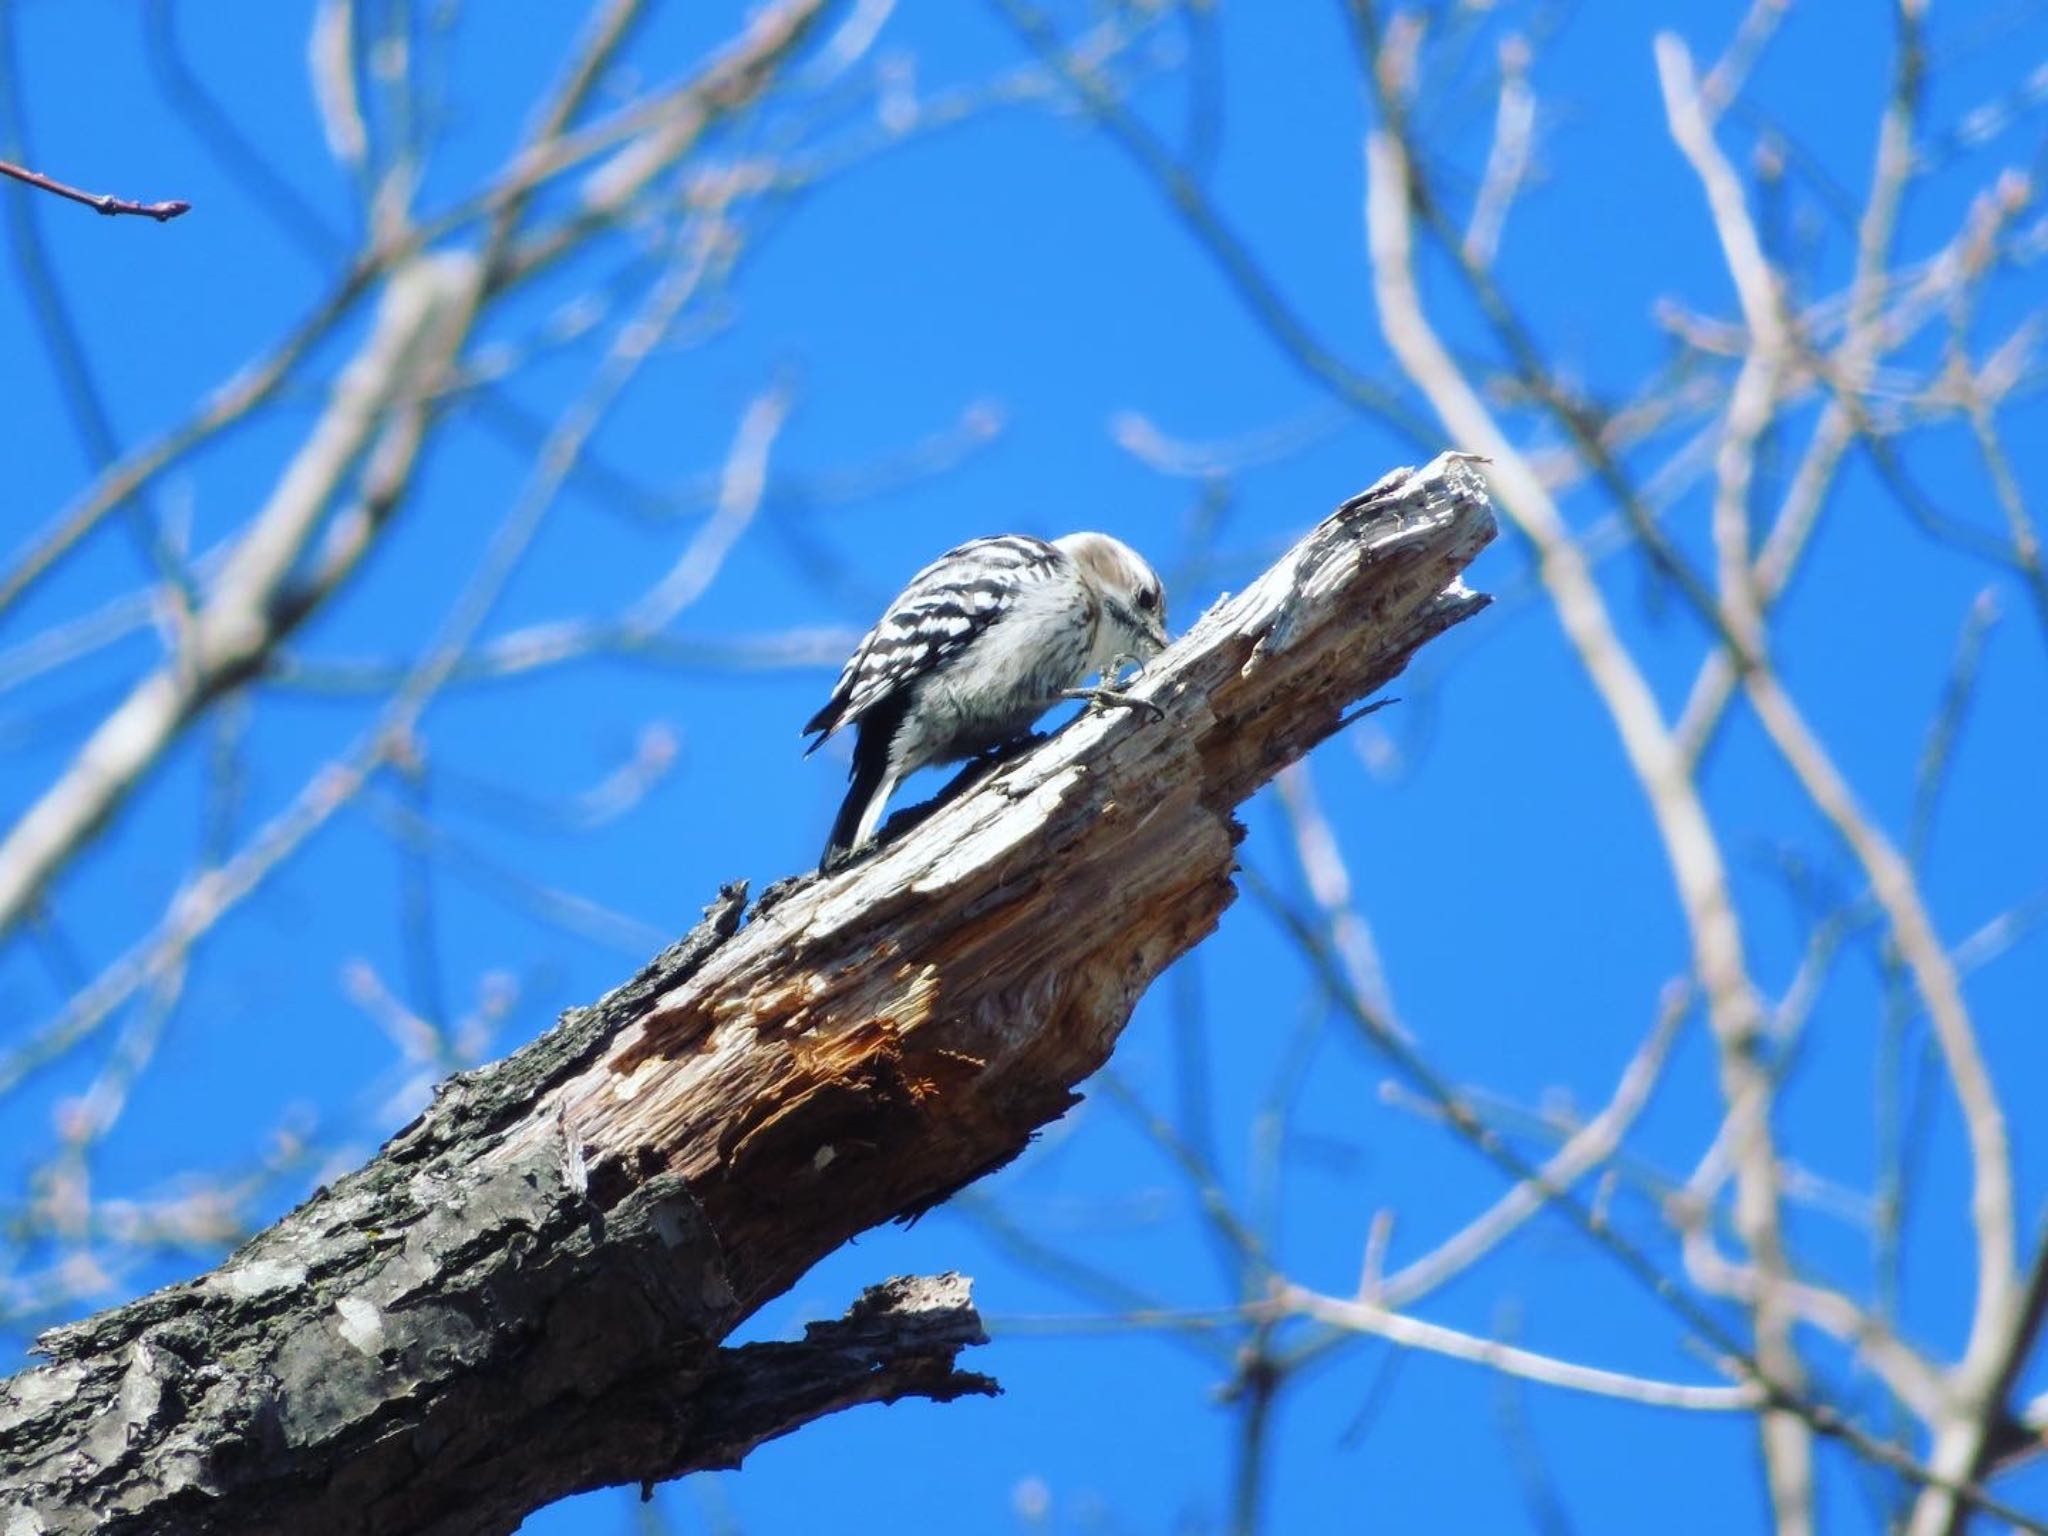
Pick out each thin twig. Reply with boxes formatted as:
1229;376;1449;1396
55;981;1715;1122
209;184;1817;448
0;156;189;221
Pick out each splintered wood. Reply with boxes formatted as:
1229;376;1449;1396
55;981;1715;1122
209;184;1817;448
557;452;1495;1306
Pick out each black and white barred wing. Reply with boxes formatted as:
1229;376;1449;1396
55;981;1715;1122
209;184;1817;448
802;535;1064;749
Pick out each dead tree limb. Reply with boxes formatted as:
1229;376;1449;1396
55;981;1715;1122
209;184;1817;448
0;454;1496;1536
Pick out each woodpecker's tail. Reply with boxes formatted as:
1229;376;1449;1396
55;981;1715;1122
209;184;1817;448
823;765;885;867
821;699;907;868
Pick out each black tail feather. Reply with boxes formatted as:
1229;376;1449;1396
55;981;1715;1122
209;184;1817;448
823;748;886;863
821;695;908;866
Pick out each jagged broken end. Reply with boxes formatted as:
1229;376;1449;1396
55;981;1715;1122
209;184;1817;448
670;1271;998;1484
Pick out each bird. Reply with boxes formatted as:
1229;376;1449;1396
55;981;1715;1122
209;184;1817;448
804;531;1169;867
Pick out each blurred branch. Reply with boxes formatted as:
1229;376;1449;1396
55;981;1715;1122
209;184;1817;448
1673;1206;1948;1426
144;0;341;263
0;0;832;949
361;786;670;956
1662;8;2018;1361
1283;1287;1762;1411
950;1191;1232;1367
1976;1227;2048;1484
1673;0;1927;771
0;0;831;622
1272;762;1400;1032
1462;35;1533;270
0;13;198;617
1372;981;1689;1310
1910;591;2000;867
0;251;481;942
1657;39;2024;1536
1344;0;1745;657
1095;1067;1268;1298
1362;116;1815;1527
1943;175;2048;640
985;0;1438;450
0;194;736;1099
1252;855;2041;1531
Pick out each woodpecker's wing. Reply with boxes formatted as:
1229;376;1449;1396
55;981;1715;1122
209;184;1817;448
803;535;1066;749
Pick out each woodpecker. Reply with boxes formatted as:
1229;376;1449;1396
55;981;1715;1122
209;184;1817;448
804;531;1169;866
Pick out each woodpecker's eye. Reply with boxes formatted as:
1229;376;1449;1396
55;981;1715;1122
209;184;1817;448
1136;587;1159;612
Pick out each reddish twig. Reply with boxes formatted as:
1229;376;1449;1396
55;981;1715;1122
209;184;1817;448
0;156;189;221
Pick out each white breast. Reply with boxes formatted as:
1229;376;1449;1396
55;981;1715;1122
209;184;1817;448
890;566;1099;774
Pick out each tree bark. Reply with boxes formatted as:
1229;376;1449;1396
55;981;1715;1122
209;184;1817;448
0;454;1496;1536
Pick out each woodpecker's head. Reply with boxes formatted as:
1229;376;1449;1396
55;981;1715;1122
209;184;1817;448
1056;532;1169;664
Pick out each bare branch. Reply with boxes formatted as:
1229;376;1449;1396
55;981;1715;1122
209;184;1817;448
0;252;480;943
1373;982;1689;1310
0;156;190;222
1462;35;1534;270
985;0;1437;448
1364;114;1812;1529
0;198;738;1096
1659;16;2017;1397
0;0;828;624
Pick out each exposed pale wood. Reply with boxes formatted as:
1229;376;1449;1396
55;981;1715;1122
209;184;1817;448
0;454;1494;1536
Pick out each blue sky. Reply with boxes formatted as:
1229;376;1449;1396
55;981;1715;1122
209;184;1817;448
3;1;2046;1532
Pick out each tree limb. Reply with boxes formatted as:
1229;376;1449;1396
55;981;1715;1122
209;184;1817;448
0;455;1495;1535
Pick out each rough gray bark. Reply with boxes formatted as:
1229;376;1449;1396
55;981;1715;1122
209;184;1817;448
0;454;1496;1536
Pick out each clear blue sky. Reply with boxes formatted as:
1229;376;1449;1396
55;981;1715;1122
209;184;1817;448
3;2;2045;1532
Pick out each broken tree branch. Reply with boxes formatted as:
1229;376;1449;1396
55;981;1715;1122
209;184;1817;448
0;455;1495;1536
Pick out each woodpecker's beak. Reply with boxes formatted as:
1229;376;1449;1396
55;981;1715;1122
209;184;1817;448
1140;618;1169;658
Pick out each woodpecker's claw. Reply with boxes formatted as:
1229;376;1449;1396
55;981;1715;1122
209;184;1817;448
1062;685;1166;723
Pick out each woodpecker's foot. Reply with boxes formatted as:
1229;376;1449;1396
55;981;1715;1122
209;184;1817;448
1061;685;1166;723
